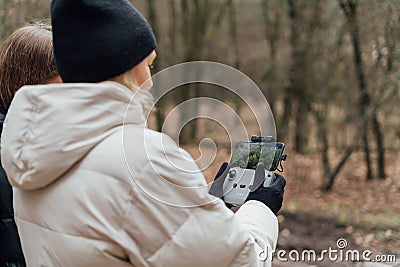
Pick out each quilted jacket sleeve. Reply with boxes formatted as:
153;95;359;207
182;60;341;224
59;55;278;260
122;196;277;267
148;199;277;267
121;134;278;267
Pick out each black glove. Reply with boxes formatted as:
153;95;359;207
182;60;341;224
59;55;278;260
214;162;228;181
246;173;286;214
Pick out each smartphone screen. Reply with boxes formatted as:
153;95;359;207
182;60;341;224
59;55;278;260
229;141;285;171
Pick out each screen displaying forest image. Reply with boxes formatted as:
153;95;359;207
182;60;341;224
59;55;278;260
230;142;283;170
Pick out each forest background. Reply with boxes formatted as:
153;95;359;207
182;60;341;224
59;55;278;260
1;0;399;265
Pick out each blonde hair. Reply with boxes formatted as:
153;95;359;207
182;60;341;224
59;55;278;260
108;68;139;92
109;68;154;115
0;23;58;113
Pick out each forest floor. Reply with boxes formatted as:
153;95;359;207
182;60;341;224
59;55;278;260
183;145;400;266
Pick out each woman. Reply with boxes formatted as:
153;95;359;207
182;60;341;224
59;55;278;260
0;23;60;267
2;1;285;266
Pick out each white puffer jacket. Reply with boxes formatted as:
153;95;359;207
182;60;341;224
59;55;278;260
1;81;278;267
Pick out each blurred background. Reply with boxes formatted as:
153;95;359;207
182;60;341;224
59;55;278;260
1;0;399;265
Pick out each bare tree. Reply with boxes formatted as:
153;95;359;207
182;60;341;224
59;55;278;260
284;0;321;153
147;0;167;132
0;0;12;41
178;0;230;144
338;0;386;180
261;0;282;118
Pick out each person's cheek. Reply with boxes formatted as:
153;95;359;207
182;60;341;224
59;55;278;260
139;68;153;90
143;70;153;90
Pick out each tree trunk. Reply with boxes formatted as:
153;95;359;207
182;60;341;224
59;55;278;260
228;0;240;70
286;0;310;153
338;0;373;180
261;0;281;119
178;0;229;144
0;0;11;40
313;109;330;179
147;0;165;132
228;0;243;115
281;0;297;142
179;0;200;144
372;112;386;179
323;145;356;191
169;0;177;64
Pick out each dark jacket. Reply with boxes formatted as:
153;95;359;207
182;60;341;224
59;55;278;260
0;113;25;266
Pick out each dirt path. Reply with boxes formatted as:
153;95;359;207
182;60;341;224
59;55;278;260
274;212;399;267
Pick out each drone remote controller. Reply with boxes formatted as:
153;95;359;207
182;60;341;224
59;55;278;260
209;136;287;206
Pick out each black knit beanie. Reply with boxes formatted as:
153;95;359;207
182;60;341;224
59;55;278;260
51;0;157;83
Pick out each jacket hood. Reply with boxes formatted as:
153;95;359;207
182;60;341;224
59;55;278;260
1;81;146;190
